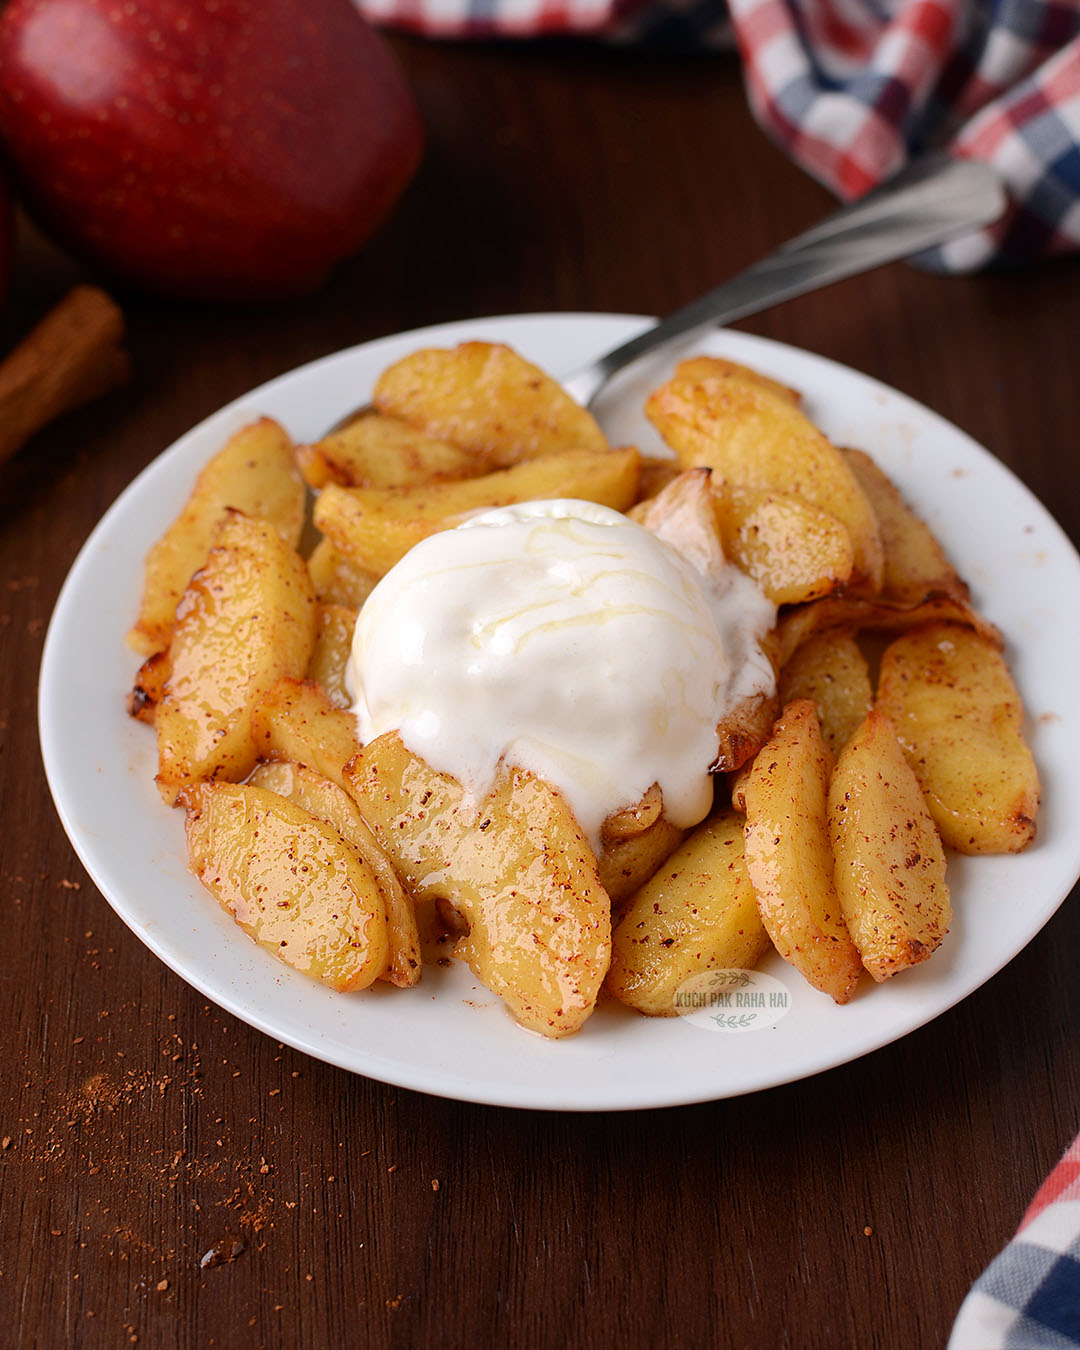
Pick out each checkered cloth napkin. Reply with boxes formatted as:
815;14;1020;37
356;0;1080;272
950;1129;1080;1349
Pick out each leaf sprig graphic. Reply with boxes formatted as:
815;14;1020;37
709;971;752;989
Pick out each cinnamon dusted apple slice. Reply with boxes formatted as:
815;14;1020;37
778;632;872;757
607;808;769;1016
345;733;611;1038
742;700;862;1004
183;783;389;993
130;419;305;655
828;710;951;981
248;760;420;989
154;512;316;805
645;357;883;594
313;448;641;578
372;341;609;467
876;623;1039;853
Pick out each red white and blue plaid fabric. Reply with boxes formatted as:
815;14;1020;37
950;1129;1080;1349
356;0;1080;271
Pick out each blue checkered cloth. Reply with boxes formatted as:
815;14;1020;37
951;1133;1080;1349
359;0;1080;272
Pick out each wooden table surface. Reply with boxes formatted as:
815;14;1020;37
2;34;1078;1350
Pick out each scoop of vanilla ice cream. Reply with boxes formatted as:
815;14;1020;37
348;498;773;850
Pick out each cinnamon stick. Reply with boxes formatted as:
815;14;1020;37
0;284;132;465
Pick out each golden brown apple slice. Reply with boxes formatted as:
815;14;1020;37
645;358;883;593
306;603;358;710
606;808;770;1016
130;418;305;655
345;733;611;1038
373;341;609;466
248;760;420;989
251;677;364;794
876;623;1039;853
306;538;379;610
841;448;969;606
742;700;862;1003
712;485;855;605
778;631;873;757
313;447;641;578
154;512;316;805
296;411;479;490
828;710;950;981
184;783;389;993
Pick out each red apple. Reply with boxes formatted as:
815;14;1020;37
0;0;423;299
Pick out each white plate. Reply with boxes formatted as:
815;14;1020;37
39;313;1080;1112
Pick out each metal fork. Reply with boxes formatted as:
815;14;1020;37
333;152;1005;429
562;153;1004;408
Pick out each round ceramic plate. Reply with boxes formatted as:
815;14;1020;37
39;313;1080;1112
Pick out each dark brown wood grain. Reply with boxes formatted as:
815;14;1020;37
1;35;1078;1350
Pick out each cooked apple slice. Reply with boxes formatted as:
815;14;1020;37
126;648;172;726
306;603;357;710
248;760;420;988
251;677;363;794
712;485;855;606
372;341;609;467
876;623;1039;853
154;512;316;805
779;631;872;757
742;700;862;1003
645;358;883;593
184;783;389;993
599;817;688;909
776;591;1001;668
313;448;641;577
306;538;379;610
828;710;950;981
345;732;611;1038
296;411;479;490
130;418;305;655
673;356;801;406
842;448;969;606
606;808;769;1016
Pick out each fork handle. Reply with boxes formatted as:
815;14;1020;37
563;153;1006;409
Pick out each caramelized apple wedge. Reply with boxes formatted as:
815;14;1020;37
251;677;363;794
248;760;420;989
154;512;316;805
306;537;379;610
712;485;855;605
306;603;358;710
126;648;172;726
130;418;305;655
841;448;969;606
313;448;641;578
606;808;769;1016
828;710;950;981
645;358;883;593
742;700;862;1004
778;632;872;757
776;592;1001;668
372;341;609;467
345;733;611;1038
876;623;1039;853
184;783;389;993
296;411;479;490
